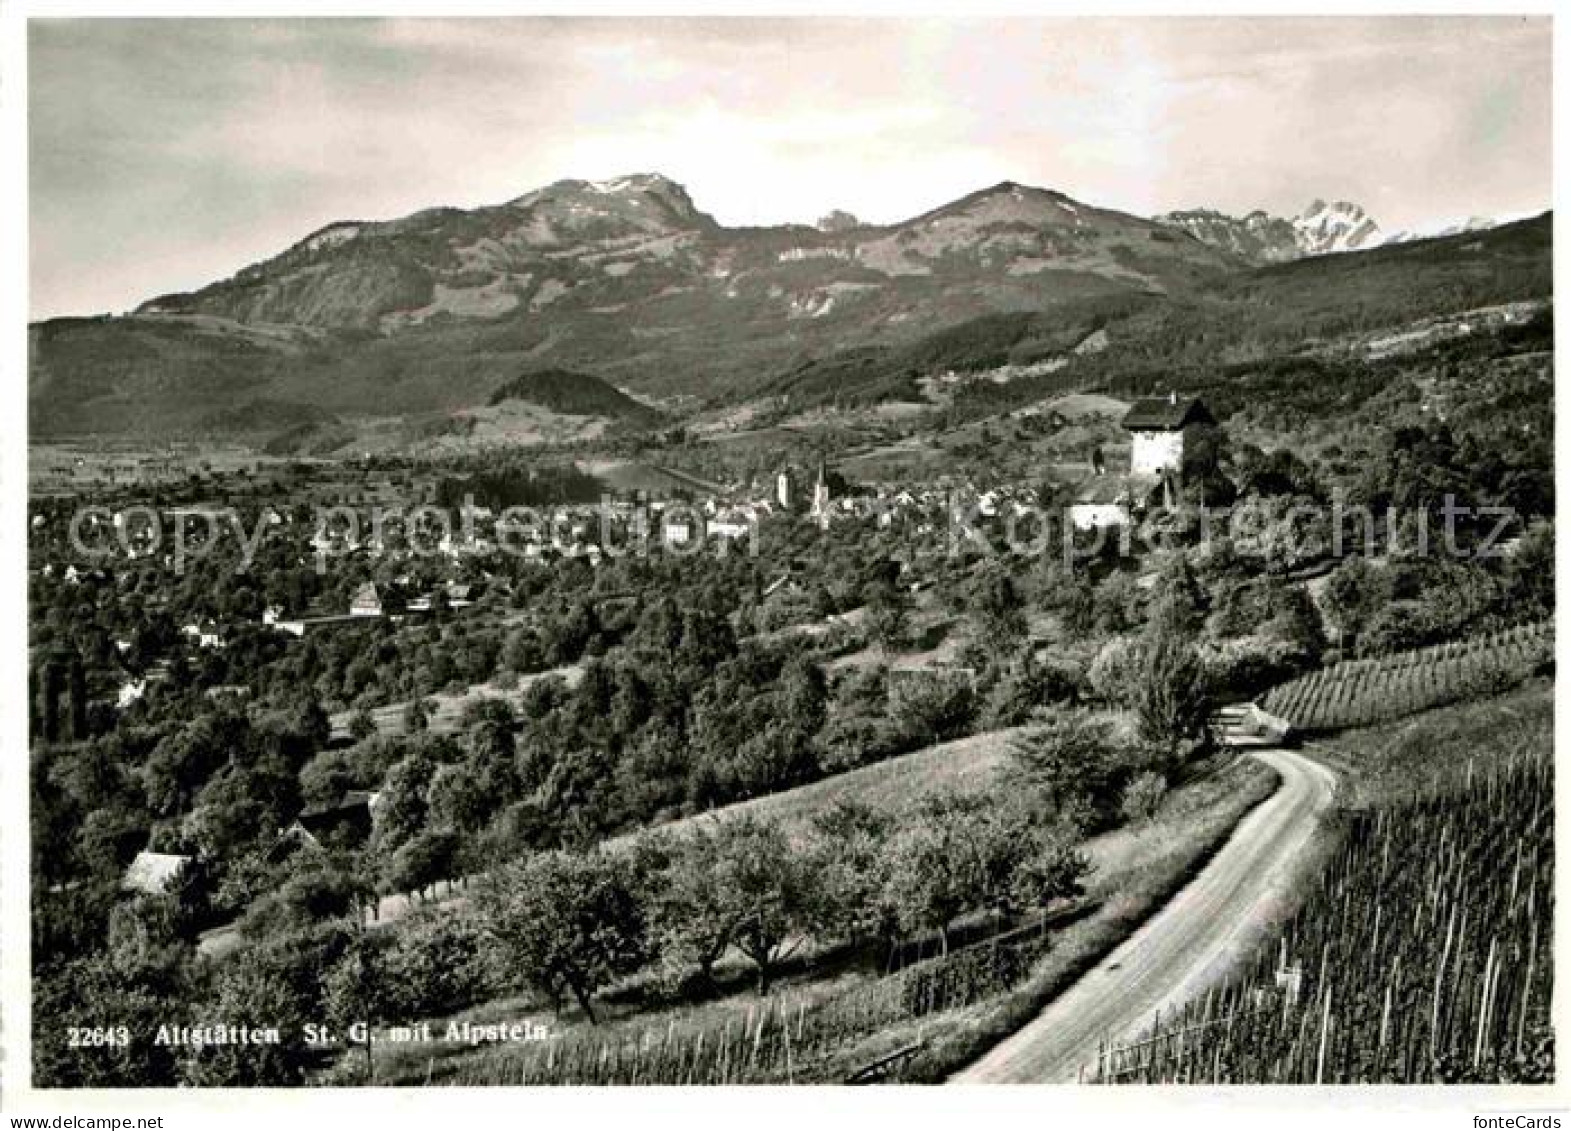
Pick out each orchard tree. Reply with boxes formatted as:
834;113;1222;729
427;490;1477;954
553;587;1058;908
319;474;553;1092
323;931;396;1082
708;814;824;995
347;708;378;743
1009;714;1126;832
1147;554;1208;637
1120;771;1168;824
427;763;491;835
777;655;828;736
181;925;351;1086
1087;636;1141;709
1131;627;1211;766
372;745;437;854
476;849;648;1024
968;562;1029;661
864;574;911;656
806;799;897;952
381;828;460;901
648;827;743;990
402;696;435;734
882;813;970;955
1321;556;1386;652
1500;520;1554;619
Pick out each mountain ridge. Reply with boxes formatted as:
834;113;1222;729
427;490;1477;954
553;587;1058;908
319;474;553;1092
28;173;1551;443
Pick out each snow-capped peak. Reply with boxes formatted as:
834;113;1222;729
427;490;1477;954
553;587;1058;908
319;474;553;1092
589;173;680;196
1155;199;1383;262
1292;200;1381;256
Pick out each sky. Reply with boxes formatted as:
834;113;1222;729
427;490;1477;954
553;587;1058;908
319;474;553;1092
28;16;1552;320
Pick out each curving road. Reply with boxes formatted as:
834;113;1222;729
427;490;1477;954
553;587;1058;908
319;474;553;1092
952;747;1337;1084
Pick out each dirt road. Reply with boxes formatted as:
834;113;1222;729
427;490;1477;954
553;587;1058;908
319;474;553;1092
952;747;1337;1084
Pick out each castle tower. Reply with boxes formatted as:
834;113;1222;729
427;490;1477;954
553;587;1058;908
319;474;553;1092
1121;394;1215;478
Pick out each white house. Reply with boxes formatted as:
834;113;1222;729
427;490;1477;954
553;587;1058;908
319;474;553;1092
121;851;192;896
1069;475;1162;530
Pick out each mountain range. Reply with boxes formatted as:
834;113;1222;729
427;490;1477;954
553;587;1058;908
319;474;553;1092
1155;200;1383;262
1156;200;1529;263
28;173;1547;442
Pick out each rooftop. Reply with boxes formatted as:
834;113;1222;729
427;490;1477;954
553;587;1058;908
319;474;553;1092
1122;395;1215;432
121;850;191;895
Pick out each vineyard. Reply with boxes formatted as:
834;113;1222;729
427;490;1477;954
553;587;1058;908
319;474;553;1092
446;912;1063;1084
1090;750;1553;1084
1262;621;1552;732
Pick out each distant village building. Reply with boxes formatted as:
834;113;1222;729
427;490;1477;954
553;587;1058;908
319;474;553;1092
810;457;832;519
349;582;383;617
1069;475;1161;531
293;790;384;848
707;510;754;540
204;684;251;703
121;851;192;897
116;677;147;710
807;457;848;528
181;619;223;649
775;469;794;511
661;514;695;546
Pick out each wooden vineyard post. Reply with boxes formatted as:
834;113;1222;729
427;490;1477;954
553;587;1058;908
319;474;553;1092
1316;980;1333;1085
1517;913;1538;1058
1474;936;1499;1070
1432;903;1457;1060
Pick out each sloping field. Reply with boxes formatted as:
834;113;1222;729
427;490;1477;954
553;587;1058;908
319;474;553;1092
605;726;1031;851
1041;392;1130;420
577;457;726;496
